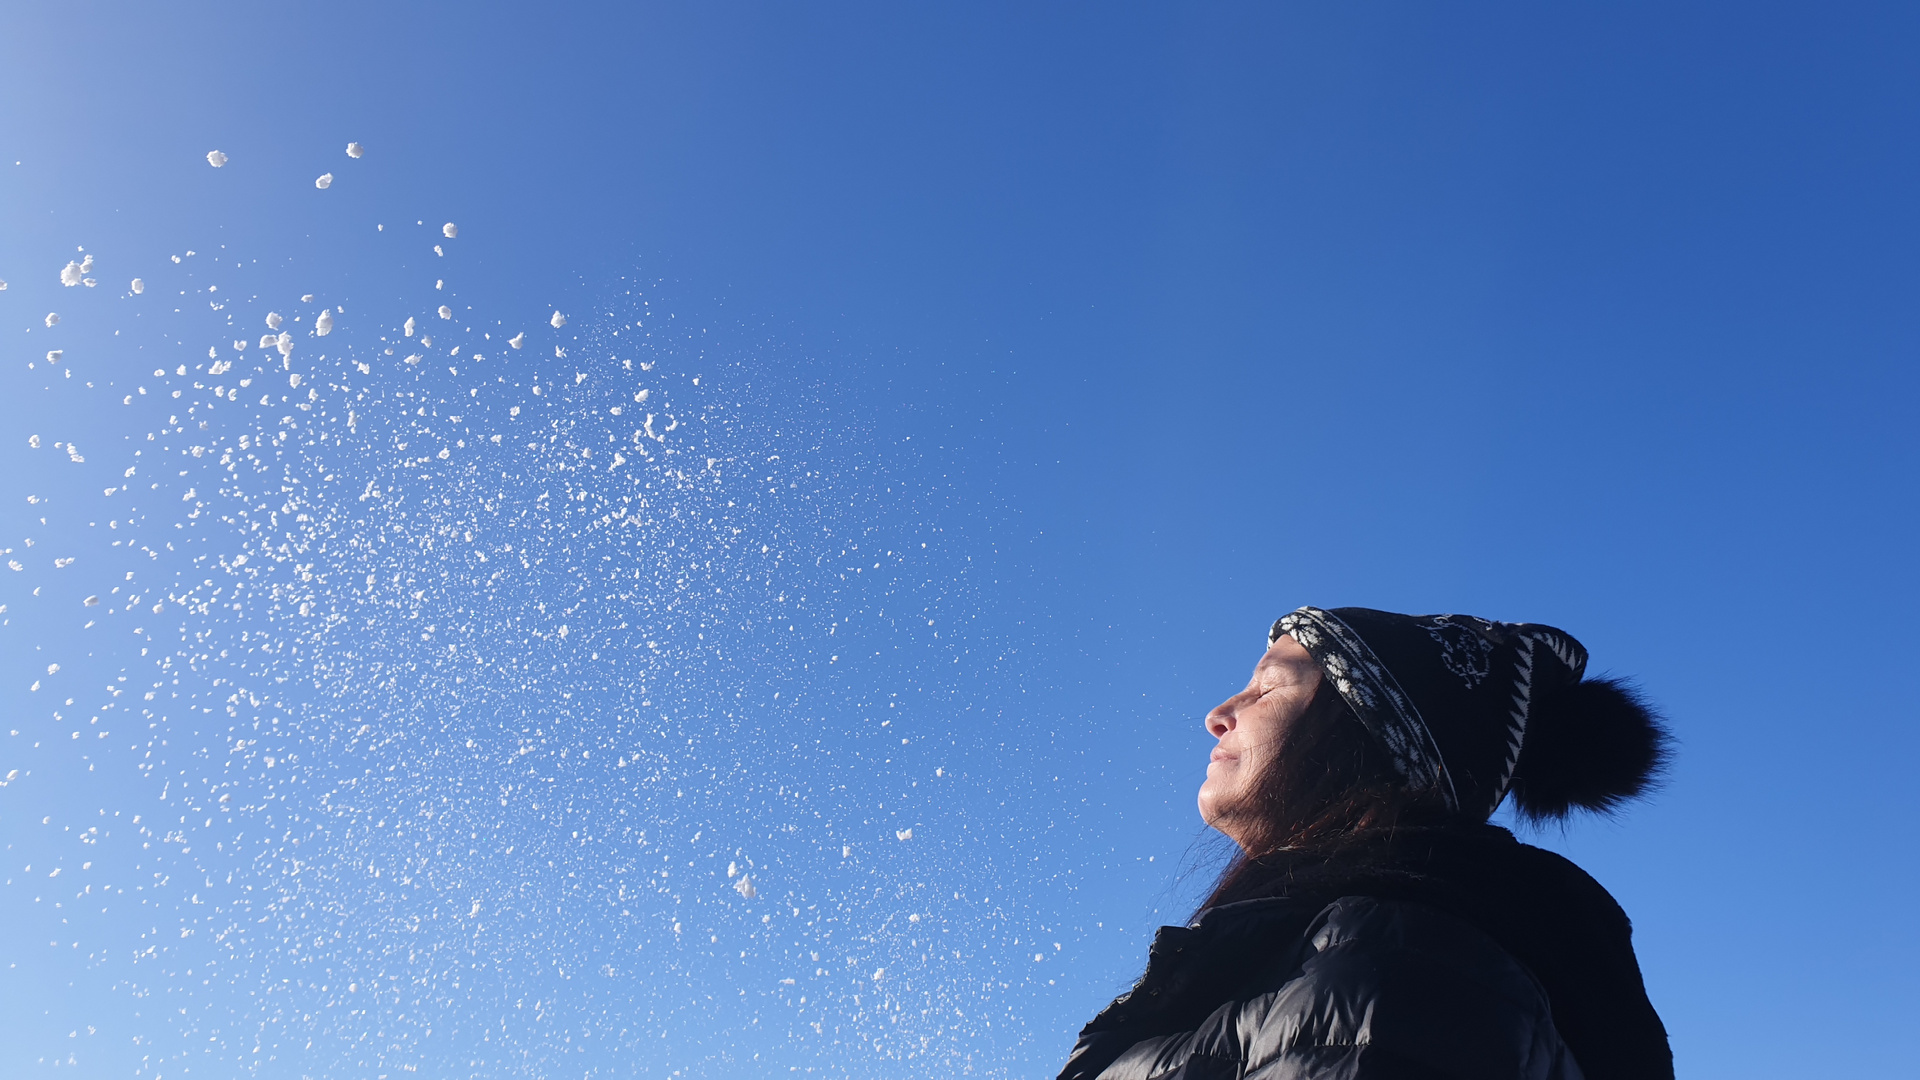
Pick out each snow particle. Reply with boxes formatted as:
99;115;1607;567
443;222;458;238
437;305;453;320
733;875;757;899
60;261;83;287
44;313;58;328
206;150;228;167
508;332;525;349
896;828;913;841
315;173;334;189
130;278;145;294
315;310;334;336
45;351;61;363
346;141;365;159
404;316;417;337
266;312;284;330
550;311;567;328
83;595;99;607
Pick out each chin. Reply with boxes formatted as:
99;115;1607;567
1196;784;1228;826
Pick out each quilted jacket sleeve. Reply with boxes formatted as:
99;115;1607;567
1236;897;1583;1080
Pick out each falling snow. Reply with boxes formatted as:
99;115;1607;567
1;140;1052;1080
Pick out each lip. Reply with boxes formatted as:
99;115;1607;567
1209;747;1237;764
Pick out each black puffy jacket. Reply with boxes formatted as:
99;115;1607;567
1058;827;1670;1080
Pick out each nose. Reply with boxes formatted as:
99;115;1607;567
1205;696;1240;738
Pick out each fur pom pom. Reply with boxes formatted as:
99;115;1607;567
1508;677;1672;822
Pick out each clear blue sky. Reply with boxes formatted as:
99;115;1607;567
2;3;1915;1077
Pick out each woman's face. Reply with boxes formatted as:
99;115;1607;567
1198;634;1324;849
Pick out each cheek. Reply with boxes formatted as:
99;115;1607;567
1233;700;1289;755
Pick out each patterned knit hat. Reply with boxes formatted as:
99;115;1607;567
1270;606;1666;821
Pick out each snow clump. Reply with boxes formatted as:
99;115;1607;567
550;311;566;328
437;305;452;320
346;142;365;158
315;173;334;190
206;150;228;167
315;310;334;336
442;222;458;238
508;332;524;349
60;261;84;287
45;313;59;327
266;312;283;330
131;278;145;294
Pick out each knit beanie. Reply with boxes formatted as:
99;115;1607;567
1270;606;1670;822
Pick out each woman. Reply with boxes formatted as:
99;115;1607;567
1059;606;1673;1080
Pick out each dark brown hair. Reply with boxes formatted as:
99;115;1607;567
1197;676;1450;911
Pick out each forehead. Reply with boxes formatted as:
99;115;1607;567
1252;635;1317;679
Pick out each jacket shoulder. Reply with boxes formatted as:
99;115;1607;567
1236;895;1581;1080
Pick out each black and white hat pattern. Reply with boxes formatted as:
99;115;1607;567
1270;606;1589;819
